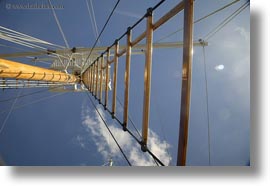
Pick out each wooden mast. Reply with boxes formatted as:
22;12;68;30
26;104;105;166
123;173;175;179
177;0;194;166
0;58;79;83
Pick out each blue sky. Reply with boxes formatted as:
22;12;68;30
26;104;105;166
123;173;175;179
0;0;250;166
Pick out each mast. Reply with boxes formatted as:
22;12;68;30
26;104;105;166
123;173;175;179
177;0;194;166
0;58;79;83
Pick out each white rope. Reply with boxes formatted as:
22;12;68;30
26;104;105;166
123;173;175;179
86;0;96;40
48;0;70;48
0;26;65;48
0;26;49;43
0;34;47;50
202;45;211;165
86;0;101;45
89;0;101;45
204;1;249;41
0;90;21;135
1;31;60;47
0;43;29;52
155;0;241;43
3;32;61;47
25;56;52;65
0;92;66;115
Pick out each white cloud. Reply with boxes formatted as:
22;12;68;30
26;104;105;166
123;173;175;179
81;103;172;166
76;135;86;149
235;26;249;41
115;10;142;19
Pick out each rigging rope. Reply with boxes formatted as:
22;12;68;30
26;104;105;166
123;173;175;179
86;91;165;166
199;1;249;165
1;32;58;47
117;94;163;166
111;106;164;166
82;0;120;70
89;0;101;45
155;0;241;43
0;29;69;60
0;26;64;49
85;0;100;45
89;0;99;40
0;43;30;52
0;90;21;135
85;91;132;166
116;96;142;139
0;26;63;47
82;0;166;73
202;44;211;166
0;92;66;115
0;34;48;50
81;0;169;165
85;89;165;166
48;0;70;48
204;1;250;41
151;92;172;165
0;85;67;103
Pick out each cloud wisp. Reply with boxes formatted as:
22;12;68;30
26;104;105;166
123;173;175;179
114;10;142;19
81;103;172;166
235;26;249;41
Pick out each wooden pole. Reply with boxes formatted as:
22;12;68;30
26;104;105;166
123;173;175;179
141;8;153;151
91;64;94;93
177;0;194;166
99;56;104;103
95;60;99;97
105;49;110;108
112;40;119;116
123;27;132;130
0;58;78;83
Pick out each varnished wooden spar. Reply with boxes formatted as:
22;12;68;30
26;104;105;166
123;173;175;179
177;0;194;166
141;8;154;151
0;58;78;83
